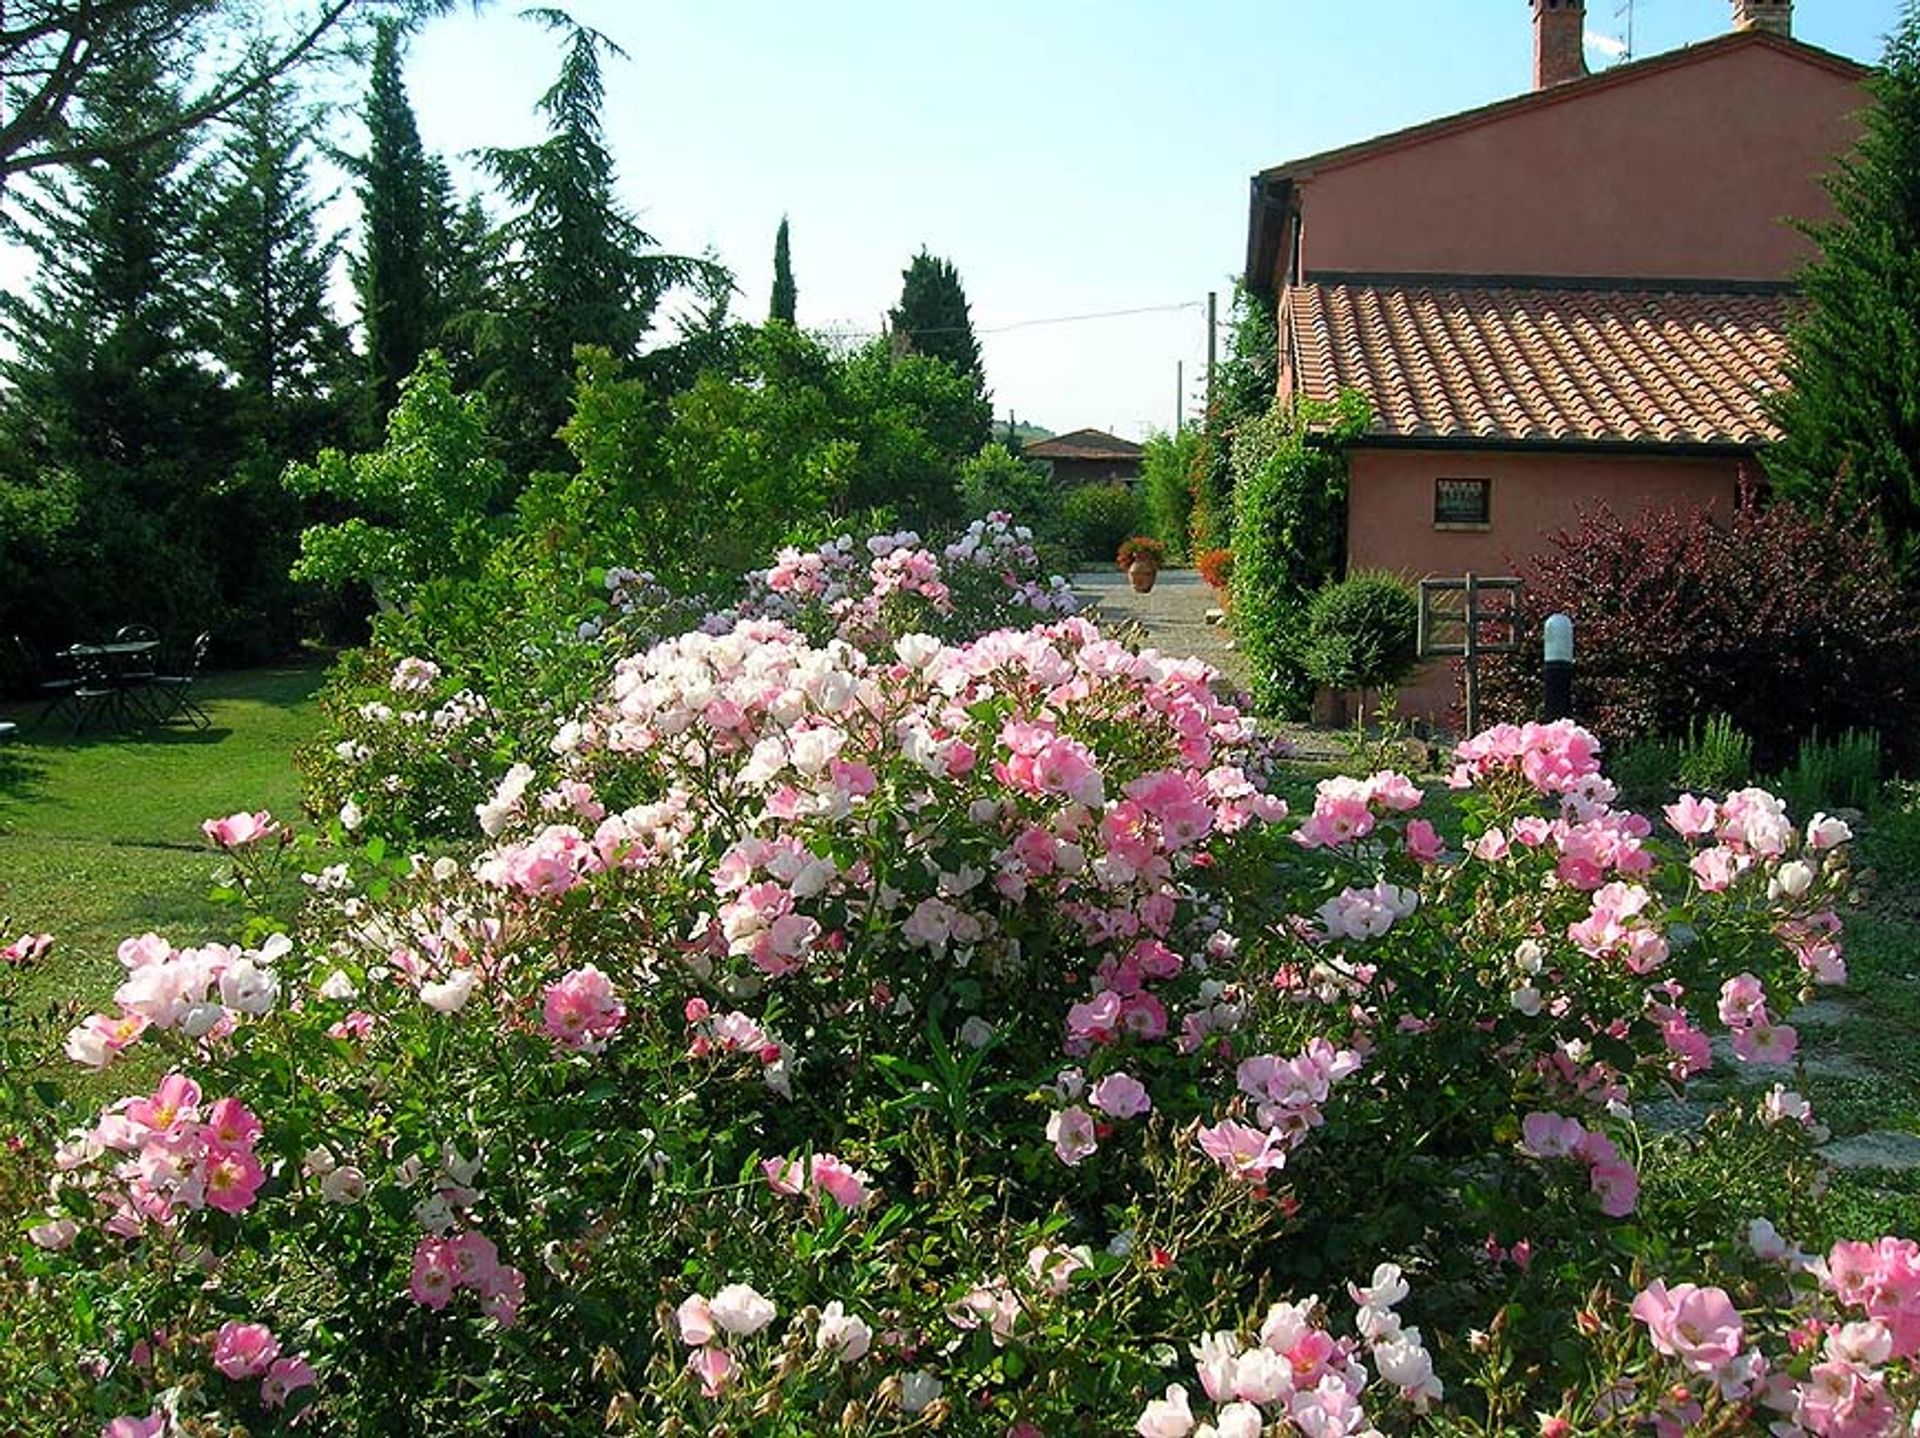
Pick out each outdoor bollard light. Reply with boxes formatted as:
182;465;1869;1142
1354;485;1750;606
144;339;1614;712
1543;613;1574;722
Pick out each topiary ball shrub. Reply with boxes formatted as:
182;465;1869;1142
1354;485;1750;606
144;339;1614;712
1301;571;1420;696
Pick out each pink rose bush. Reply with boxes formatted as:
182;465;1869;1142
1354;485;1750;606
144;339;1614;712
707;512;1079;649
11;523;1913;1433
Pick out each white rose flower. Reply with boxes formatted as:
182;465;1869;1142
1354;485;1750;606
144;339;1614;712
709;1282;776;1337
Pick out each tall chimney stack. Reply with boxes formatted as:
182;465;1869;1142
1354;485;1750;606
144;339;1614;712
1532;0;1589;90
1731;1;1792;37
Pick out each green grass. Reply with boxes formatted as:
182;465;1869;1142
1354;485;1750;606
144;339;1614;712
0;664;324;1021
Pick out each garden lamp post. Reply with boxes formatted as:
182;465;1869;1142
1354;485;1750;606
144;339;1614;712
1544;613;1574;722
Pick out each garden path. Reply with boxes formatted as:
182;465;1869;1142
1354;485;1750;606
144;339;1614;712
1071;567;1349;764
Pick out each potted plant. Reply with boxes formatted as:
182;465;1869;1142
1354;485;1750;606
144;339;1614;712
1116;535;1167;593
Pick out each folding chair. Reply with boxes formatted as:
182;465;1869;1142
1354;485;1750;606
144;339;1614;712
113;624;162;724
68;650;121;734
149;632;212;729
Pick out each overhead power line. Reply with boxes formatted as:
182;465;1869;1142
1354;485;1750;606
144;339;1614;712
812;299;1203;342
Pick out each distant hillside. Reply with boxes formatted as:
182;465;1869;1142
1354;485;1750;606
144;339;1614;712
1000;421;1054;448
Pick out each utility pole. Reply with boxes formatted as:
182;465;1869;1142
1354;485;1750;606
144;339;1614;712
1175;360;1184;434
1206;290;1218;420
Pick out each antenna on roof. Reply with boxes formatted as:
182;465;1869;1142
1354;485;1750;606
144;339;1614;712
1617;0;1634;61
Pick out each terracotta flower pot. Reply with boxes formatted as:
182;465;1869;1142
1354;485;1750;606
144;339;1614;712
1128;558;1159;593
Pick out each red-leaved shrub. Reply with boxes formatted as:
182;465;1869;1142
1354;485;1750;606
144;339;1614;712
1478;491;1920;770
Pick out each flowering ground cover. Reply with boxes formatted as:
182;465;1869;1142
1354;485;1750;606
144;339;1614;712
2;539;1919;1434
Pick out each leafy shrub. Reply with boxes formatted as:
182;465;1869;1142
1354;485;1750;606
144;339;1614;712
1229;392;1368;715
1300;570;1419;696
1677;713;1754;793
1609;733;1681;806
957;443;1067;556
1195;546;1233;591
1477;490;1920;771
1114;534;1166;570
1059;483;1139;563
1138;428;1199;561
1771;729;1881;817
284;354;509;607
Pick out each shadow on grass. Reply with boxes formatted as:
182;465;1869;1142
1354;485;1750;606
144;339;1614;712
0;742;50;810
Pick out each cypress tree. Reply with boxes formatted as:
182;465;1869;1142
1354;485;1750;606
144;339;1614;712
888;249;989;453
889;249;985;382
350;19;434;429
770;215;796;324
1766;2;1920;581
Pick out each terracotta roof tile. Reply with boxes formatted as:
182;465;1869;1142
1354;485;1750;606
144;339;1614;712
1289;283;1794;447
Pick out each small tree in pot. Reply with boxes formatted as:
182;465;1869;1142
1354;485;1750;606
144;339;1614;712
1301;570;1419;725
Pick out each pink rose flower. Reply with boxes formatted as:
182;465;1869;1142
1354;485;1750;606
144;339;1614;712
261;1354;316;1407
211;1320;279;1380
1630;1280;1745;1373
202;811;280;848
676;1293;716;1346
1047;1106;1099;1166
1089;1072;1153;1120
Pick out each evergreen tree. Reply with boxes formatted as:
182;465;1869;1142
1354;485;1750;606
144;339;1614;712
202;67;355;648
348;19;435;428
1766;3;1920;582
476;10;722;472
0;43;235;641
204;67;350;408
770;214;796;324
889;248;985;381
422;158;493;389
887;248;989;453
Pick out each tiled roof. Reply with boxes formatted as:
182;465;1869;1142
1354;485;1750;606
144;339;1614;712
1023;428;1144;461
1288;282;1796;447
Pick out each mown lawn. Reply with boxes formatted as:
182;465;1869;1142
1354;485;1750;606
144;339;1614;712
0;664;325;1025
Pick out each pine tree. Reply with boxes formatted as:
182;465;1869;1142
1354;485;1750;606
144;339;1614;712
422;158;492;389
349;19;435;428
476;10;723;471
0;43;235;639
1766;2;1920;581
204;66;350;409
770;215;796;324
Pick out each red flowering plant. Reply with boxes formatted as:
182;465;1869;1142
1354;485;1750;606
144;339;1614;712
1196;546;1234;591
1115;534;1168;571
9;521;1912;1434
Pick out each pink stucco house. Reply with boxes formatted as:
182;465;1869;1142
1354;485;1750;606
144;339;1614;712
1242;0;1868;722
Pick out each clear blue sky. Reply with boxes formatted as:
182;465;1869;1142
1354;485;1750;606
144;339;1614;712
0;2;1896;441
396;0;1891;440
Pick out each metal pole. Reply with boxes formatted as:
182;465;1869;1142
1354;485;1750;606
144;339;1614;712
1463;572;1480;738
1175;360;1184;434
1206;290;1218;419
1543;613;1574;722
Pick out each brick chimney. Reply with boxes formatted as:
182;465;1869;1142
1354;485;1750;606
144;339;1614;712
1532;0;1588;90
1731;0;1792;37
